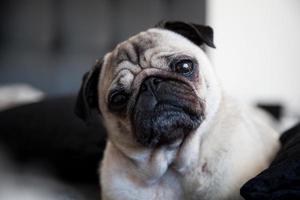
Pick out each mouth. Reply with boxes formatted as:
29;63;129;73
131;77;204;147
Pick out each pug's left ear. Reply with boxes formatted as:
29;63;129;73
75;59;103;124
155;21;216;48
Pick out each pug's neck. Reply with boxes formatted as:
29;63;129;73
109;113;220;185
107;92;223;185
109;138;180;184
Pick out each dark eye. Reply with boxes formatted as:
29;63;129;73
108;90;129;111
173;60;194;76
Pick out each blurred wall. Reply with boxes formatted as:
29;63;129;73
207;0;300;114
0;0;205;96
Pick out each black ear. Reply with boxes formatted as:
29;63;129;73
155;21;216;48
75;59;103;124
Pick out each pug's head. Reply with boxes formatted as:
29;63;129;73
75;21;221;148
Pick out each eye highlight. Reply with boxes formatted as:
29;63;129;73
172;59;194;76
108;90;129;111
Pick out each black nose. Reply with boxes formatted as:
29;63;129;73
140;77;163;93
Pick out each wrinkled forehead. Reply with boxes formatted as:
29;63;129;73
112;29;159;65
107;28;199;67
100;28;204;92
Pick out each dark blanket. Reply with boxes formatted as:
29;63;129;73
241;123;300;200
0;95;107;184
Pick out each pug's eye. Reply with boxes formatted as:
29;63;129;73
173;60;194;76
108;90;129;111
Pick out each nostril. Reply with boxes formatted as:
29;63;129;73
141;83;147;92
153;77;162;86
141;77;163;93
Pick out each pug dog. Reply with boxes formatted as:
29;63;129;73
75;21;280;200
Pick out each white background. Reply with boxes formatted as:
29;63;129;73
207;0;300;115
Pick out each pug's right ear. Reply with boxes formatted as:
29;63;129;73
75;59;103;124
155;21;216;48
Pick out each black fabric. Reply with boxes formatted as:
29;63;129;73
155;21;216;48
257;103;283;121
0;95;107;184
241;123;300;200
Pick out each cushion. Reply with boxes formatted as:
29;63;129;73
0;95;107;184
240;123;300;200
